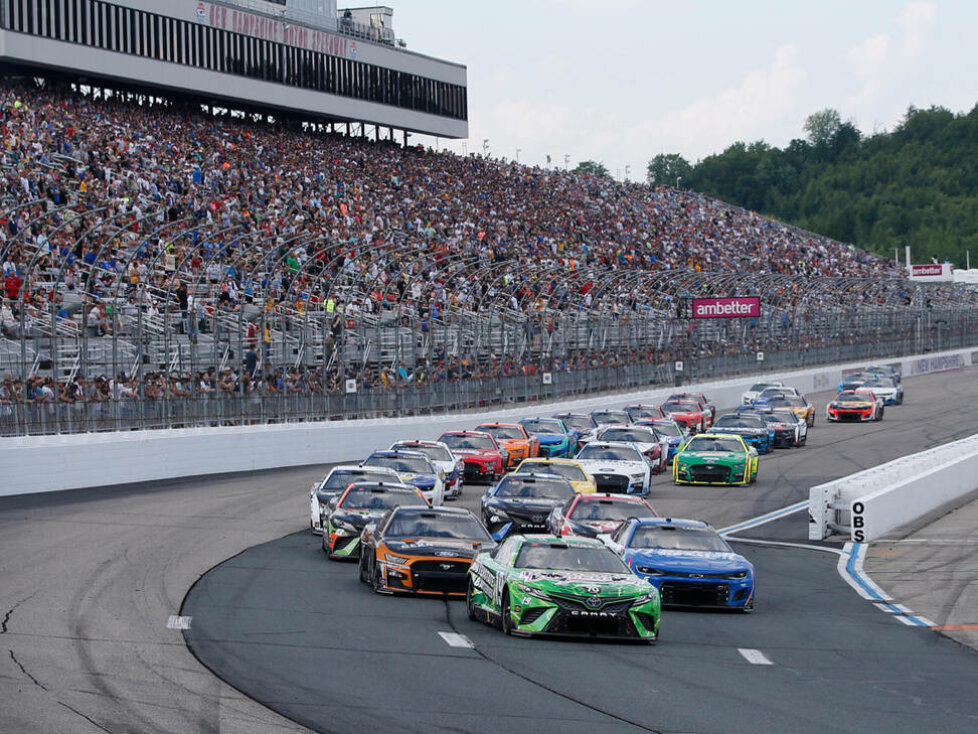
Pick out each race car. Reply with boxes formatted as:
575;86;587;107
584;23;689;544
438;431;508;483
475;422;540;469
574;441;652;495
480;472;578;539
548;493;658;538
552;412;598;449
623;404;666;422
760;393;816;427
590;409;632;428
466;534;661;641
593;424;669;473
308;465;401;533
634;418;689;463
604;517;755;611
741;380;784;405
518;417;577;458
673;433;759;486
389;440;465;498
667;392;716;423
358;506;494;596
826;390;884;422
660;397;711;433
361;449;446;506
322;482;427;559
513;457;597;494
865;364;901;384
749;408;806;447
859;376;903;405
707;412;774;454
837;371;876;393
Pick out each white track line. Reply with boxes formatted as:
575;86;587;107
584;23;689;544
718;500;808;536
438;631;474;648
738;648;774;665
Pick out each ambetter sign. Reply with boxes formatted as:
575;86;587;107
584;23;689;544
691;297;760;319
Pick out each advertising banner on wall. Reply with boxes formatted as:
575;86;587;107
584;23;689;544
691;297;760;319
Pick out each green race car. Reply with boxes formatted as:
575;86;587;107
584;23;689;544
672;432;759;486
466;535;661;642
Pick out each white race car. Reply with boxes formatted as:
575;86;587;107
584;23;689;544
389;439;465;498
741;380;784;405
361;449;446;506
574;441;652;496
593;425;670;474
309;465;401;533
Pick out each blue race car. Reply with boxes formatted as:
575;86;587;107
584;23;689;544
519;417;576;458
708;412;774;454
604;517;755;611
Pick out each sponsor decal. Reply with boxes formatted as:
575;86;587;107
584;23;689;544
691;297;761;319
910;354;964;375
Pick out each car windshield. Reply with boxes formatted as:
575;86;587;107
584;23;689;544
749;382;779;392
322;469;393;490
571;500;655;521
715;415;764;429
520;419;564;434
478;425;525;440
758;388;790;399
783;396;808;407
555;415;595;431
577;445;642;462
662;401;699;413
648;421;682;438
440;434;495;450
494;476;575;499
386;512;492;540
521;462;588;482
591;411;629;425
762;397;793;408
862;378;894;388
685;436;743;453
600;428;657;443
364;455;433;474
392;444;453;462
836;391;866;401
341;489;425;510
629;525;731;552
514;542;630;572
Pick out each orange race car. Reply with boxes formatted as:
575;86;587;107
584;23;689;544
475;422;540;468
358;506;495;596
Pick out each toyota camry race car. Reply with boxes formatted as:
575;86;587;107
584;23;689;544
604;518;755;610
361;449;446;506
308;465;401;533
481;472;578;539
574;442;652;495
359;506;494;596
466;534;661;641
673;433;758;486
548;493;657;538
438;431;508;483
389;440;465;498
475;422;540;469
322;482;427;559
826;390;884;422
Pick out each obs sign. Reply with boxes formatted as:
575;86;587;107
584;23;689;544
691;297;760;319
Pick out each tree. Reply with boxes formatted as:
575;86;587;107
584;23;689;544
646;153;693;186
575;160;610;177
803;108;842;149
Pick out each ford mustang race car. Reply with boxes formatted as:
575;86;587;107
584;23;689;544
574;441;652;495
466;535;661;641
826;390;884;422
593;425;669;473
519;417;576;458
322;482;427;559
859;376;903;405
673;433;758;486
308;465;400;533
361;449;446;506
359;506;494;596
481;472;578;539
513;458;597;494
604;517;755;610
708;413;774;454
475;422;540;469
389;440;465;498
438;431;508;483
548;493;657;538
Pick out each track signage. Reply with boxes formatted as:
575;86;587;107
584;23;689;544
691;297;760;319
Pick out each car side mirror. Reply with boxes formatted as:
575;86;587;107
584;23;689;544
328;497;339;510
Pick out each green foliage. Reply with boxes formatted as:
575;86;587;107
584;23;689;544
654;103;978;267
575;160;610;177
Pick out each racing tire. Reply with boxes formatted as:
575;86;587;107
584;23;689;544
748;466;757;484
501;589;515;635
321;534;329;554
371;559;383;593
466;578;479;622
878;407;884;420
358;551;370;584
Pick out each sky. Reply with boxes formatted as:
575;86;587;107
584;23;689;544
394;0;978;180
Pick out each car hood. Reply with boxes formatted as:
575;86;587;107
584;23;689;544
332;509;386;528
515;569;648;597
453;449;498;459
533;433;568;444
711;426;767;436
490;498;565;513
678;451;745;461
627;549;750;574
385;538;483;558
571;519;626;534
577;459;646;473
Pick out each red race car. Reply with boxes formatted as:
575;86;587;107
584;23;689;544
660;397;711;433
437;430;508;483
548;493;658;538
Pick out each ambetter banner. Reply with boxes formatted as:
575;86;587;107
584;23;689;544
691;297;760;319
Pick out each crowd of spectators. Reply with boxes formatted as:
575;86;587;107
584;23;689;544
0;76;974;428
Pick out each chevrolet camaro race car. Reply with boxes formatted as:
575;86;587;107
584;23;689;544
513;457;597;494
438;431;508;483
361;449;446;505
322;482;427;559
466;534;661;641
358;506;494;596
519;417;577;458
673;433;759;486
308;465;400;533
475;422;541;469
481;472;578;539
604;517;755;610
660;398;711;432
826;390;884;422
389;440;465;498
708;413;774;454
574;441;652;495
741;380;784;405
548;493;657;538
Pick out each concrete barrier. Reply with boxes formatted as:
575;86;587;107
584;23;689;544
3;347;973;497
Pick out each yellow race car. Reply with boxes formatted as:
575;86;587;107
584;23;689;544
513;458;597;493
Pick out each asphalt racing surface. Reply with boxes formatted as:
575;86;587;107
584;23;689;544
3;369;978;733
